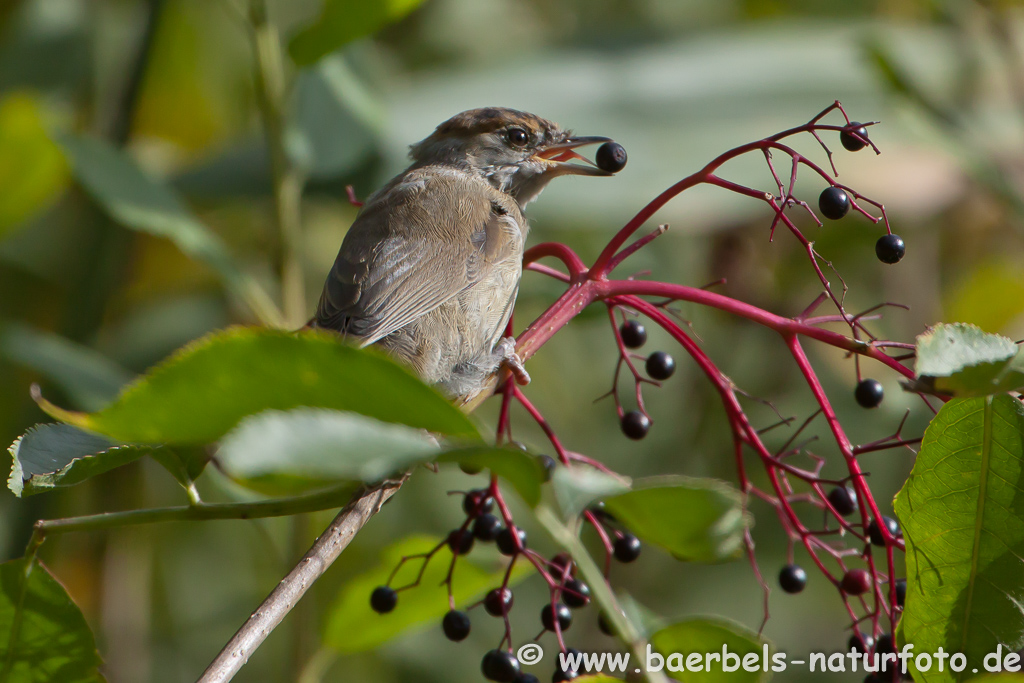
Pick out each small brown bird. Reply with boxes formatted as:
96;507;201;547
312;107;617;401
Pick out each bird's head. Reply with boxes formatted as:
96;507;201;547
409;107;615;208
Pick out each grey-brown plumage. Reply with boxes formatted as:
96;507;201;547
313;107;615;401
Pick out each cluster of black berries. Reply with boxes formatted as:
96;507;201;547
369;488;647;682
849;632;908;681
617;319;677;440
777;485;904;595
777;479;907;676
816;123;905;265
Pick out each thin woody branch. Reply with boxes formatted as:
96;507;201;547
197;479;405;683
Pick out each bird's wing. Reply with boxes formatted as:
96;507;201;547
315;169;521;345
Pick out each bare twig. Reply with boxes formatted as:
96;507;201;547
197;479;406;683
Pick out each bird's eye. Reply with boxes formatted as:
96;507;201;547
506;128;528;146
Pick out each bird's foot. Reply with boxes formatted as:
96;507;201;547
494;337;531;386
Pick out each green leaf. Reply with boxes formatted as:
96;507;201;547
649;618;770;683
8;423;150;498
288;0;427;66
895;396;1024;681
322;534;529;653
603;476;749;563
910;323;1024;397
217;408;440;495
0;93;69;240
438;446;546;507
35;327;480;446
56;135;282;326
550;466;630;520
0;558;105;682
0;322;133;411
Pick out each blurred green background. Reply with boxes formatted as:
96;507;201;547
2;0;1024;681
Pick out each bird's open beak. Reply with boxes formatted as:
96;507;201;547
532;136;614;176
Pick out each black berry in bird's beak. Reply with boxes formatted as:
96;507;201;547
533;136;616;177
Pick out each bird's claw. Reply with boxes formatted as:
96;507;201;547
495;337;531;386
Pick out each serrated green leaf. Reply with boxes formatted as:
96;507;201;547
322;534;529;653
603;476;749;563
438;446;545;507
895;396;1024;682
35;327;480;446
217;408;440;495
649;618;771;683
551;466;630;520
7;423;150;497
0;558;105;682
911;323;1024;397
0;322;133;411
0;93;69;239
288;0;427;66
57;135;281;326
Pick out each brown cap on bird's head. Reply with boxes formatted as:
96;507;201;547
408;107;614;207
410;107;565;160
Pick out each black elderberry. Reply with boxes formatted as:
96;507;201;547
540;602;573;631
442;609;471;641
778;564;807;594
819;187;851;220
621;411;650;440
596;141;628;173
563;578;590;608
482;649;521;682
549;552;574;577
895;578;906;607
463;489;494;516
613;533;642;563
848;631;874;654
484;587;514;616
855;379;884;408
370;586;397;614
827;486;858;516
840;122;869;152
619;320;647;349
496;527;527;556
473;514;503;542
876;234;906;264
868;516;901;547
446;529;474;555
646;351;676;380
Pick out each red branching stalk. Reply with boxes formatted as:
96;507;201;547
396;103;918;666
511;104;914;648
